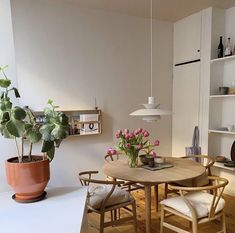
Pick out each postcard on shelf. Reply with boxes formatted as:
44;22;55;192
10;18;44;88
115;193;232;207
79;114;99;135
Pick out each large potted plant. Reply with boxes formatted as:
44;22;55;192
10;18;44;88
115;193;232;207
0;66;69;202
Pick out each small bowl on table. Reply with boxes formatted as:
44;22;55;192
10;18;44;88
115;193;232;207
154;156;165;164
139;154;154;165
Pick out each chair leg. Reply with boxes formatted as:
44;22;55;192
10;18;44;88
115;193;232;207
100;212;105;233
164;183;168;199
132;200;138;233
222;211;226;233
192;217;198;233
160;205;164;233
154;185;159;211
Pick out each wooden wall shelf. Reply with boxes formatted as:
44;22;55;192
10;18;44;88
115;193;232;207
34;109;102;137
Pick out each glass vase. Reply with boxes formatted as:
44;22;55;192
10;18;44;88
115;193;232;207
126;151;139;168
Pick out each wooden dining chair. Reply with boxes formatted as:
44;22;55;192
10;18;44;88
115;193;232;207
105;153;144;192
78;170;138;233
160;176;229;233
164;155;215;198
105;153;162;211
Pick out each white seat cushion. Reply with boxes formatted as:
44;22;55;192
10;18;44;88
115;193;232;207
88;184;131;209
161;191;225;219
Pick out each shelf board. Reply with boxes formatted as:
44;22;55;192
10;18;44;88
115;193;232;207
68;132;101;137
211;55;235;64
210;94;235;98
78;121;100;124
208;130;235;135
213;162;235;171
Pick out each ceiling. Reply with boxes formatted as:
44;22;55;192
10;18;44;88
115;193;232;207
57;0;235;22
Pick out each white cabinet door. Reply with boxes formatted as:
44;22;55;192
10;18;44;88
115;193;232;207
174;11;202;64
172;62;200;156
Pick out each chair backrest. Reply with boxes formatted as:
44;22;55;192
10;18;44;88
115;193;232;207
170;176;229;219
104;151;125;163
78;171;124;211
182;155;215;175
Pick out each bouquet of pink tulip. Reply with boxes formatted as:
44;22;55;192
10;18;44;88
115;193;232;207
107;128;160;168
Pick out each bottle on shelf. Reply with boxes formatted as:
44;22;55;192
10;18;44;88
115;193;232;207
218;36;224;58
224;37;233;56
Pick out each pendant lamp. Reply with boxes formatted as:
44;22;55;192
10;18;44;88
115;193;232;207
129;0;171;122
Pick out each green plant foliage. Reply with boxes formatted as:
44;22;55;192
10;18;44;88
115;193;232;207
40;100;69;160
0;79;11;88
6;119;25;137
0;66;69;162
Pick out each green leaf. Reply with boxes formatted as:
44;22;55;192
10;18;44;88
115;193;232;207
39;124;55;141
54;139;62;148
13;88;20;98
0;99;12;111
59;113;69;126
51;124;67;140
25;123;33;131
12;107;26;120
0;79;11;88
26;129;42;143
0;65;8;72
6;119;25;137
2;126;14;138
41;140;54;153
46;145;55;161
0;111;10;124
47;99;53;105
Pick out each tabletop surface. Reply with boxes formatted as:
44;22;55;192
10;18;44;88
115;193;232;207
0;186;88;233
103;157;205;184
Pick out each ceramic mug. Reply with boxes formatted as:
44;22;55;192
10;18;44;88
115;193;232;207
227;124;234;132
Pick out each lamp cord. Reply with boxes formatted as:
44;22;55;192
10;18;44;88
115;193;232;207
150;0;153;97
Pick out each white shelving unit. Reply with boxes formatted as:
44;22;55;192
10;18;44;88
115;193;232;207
205;9;235;171
213;162;235;171
210;94;235;98
209;130;235;135
210;54;235;64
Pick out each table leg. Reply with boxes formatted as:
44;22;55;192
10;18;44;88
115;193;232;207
145;184;152;233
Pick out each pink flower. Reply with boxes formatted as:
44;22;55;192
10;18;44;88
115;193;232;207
129;132;134;139
124;128;129;134
111;149;117;155
106;148;117;155
116;130;122;138
125;143;131;149
150;151;157;157
134;128;142;135
136;144;142;150
125;133;130;140
154;140;160;146
143;130;149;137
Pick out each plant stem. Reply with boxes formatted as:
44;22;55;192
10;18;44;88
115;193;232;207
28;142;33;161
21;137;24;158
14;137;21;162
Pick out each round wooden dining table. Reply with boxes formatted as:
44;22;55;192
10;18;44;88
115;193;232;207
103;157;205;233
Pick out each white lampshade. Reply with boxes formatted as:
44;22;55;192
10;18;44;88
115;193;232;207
130;96;171;122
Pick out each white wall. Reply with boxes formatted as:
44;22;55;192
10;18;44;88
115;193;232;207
0;0;18;192
7;0;173;189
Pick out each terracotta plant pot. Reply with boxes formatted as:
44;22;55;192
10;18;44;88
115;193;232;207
5;155;50;202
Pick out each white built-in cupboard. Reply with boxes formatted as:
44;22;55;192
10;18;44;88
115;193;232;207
172;12;202;157
172;8;235;172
